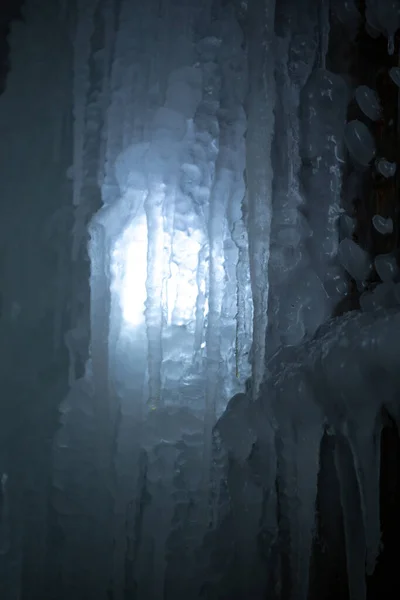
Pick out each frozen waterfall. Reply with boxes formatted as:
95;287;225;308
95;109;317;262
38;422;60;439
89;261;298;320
0;0;400;599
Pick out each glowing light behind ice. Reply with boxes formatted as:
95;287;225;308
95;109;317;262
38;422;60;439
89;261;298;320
111;217;148;327
111;213;207;330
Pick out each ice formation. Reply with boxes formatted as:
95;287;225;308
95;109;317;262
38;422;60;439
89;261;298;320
205;308;400;600
376;158;397;178
0;0;399;599
366;0;400;54
344;119;376;166
372;214;394;235
355;85;382;122
374;253;399;282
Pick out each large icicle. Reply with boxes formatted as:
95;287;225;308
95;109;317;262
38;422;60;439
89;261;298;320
144;186;165;409
274;371;323;600
345;410;383;576
245;0;276;398
335;433;367;600
72;0;98;209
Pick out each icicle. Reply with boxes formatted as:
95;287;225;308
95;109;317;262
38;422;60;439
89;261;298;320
144;188;164;410
202;163;228;508
335;434;367;600
246;0;276;399
97;0;116;188
275;373;323;600
319;0;331;69
344;411;383;576
72;0;98;208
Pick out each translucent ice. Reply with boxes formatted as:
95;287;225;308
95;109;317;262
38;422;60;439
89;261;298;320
374;253;398;282
344;120;376;166
376;158;397;178
338;238;371;282
372;214;393;235
355;85;382;121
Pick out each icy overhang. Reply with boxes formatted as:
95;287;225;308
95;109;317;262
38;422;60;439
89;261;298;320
215;307;400;600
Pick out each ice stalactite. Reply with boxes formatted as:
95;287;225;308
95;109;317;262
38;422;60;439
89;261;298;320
274;371;323;600
319;0;331;69
245;0;276;398
344;412;382;577
96;0;116;187
72;0;98;209
334;433;367;600
365;0;400;55
268;0;318;357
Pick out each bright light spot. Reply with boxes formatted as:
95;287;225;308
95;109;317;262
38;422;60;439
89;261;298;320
111;212;208;331
111;216;148;327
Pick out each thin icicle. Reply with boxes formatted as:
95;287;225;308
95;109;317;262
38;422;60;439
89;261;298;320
275;373;322;600
144;189;165;409
319;0;331;69
97;0;116;188
345;410;383;576
246;0;276;399
335;433;367;600
72;0;98;207
203;166;229;495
